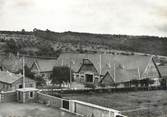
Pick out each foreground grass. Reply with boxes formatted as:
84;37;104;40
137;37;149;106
63;90;167;117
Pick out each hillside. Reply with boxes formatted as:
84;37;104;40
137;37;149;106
1;29;167;56
33;29;167;56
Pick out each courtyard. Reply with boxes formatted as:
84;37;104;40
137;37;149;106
0;103;81;117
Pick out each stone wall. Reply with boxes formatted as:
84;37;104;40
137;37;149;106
0;91;17;103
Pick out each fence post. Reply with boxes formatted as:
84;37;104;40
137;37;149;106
69;100;75;113
0;91;4;103
0;93;1;103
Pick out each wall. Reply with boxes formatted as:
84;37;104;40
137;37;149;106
24;91;38;103
0;82;12;91
12;78;36;90
0;91;17;103
36;92;125;117
37;92;62;108
69;100;123;117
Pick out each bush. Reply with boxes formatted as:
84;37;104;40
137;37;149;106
85;84;96;89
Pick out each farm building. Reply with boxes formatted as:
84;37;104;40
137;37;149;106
77;59;100;85
0;71;36;91
56;53;160;87
30;59;58;84
99;72;115;87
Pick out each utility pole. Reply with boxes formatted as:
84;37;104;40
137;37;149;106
22;56;25;88
138;67;140;80
114;64;116;82
99;54;102;75
70;61;72;88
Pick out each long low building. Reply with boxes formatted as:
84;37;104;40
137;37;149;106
56;53;161;87
0;53;162;87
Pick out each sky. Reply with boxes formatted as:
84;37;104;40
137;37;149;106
0;0;167;37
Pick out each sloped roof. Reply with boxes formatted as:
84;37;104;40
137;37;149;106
33;59;58;72
0;53;58;73
0;71;22;84
114;68;139;83
157;64;167;77
100;72;114;84
0;53;35;73
57;53;151;74
78;59;99;75
56;53;100;72
1;53;22;73
57;53;153;83
0;53;6;66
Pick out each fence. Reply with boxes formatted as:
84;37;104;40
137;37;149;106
37;92;126;117
41;86;162;96
37;92;62;108
70;100;125;117
0;91;17;103
0;90;126;117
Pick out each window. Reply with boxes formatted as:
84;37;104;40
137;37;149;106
19;84;23;88
29;91;34;98
3;84;5;88
29;84;33;87
62;100;69;110
85;74;93;82
116;115;123;117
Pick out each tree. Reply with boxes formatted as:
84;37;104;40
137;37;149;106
130;79;140;87
160;77;167;89
21;29;25;33
35;75;46;87
49;66;73;87
139;78;154;87
19;65;35;79
19;65;46;86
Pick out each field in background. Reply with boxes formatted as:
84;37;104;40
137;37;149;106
0;103;80;117
63;90;167;117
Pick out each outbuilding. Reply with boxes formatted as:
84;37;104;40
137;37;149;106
16;88;38;103
0;71;36;91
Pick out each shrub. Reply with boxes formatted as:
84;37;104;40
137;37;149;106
85;84;96;89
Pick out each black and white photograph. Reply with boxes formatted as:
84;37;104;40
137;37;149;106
0;0;167;117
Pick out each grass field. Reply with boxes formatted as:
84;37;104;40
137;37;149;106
0;103;80;117
63;90;167;117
